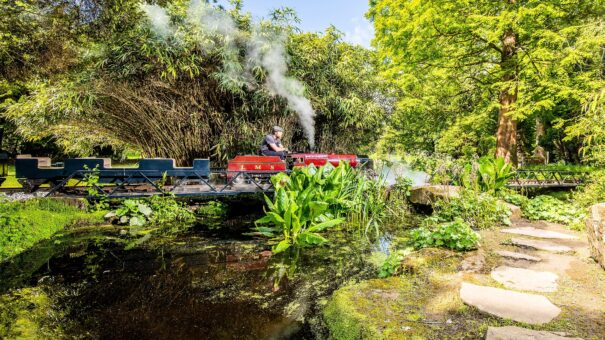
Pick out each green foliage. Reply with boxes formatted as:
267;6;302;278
522;195;586;230
574;169;605;208
432;190;511;230
370;0;605;162
195;201;227;218
463;157;514;194
2;1;385;162
410;219;480;252
114;199;153;227
377;248;413;278
255;185;344;254
82;165;109;211
0;198;105;261
110;196;195;228
400;152;467;185
256;162;390;253
499;190;530;207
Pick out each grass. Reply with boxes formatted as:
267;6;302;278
0;198;106;262
0;161;140;189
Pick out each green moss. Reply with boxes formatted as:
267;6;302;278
0;287;63;339
0;198;106;262
323;249;464;339
323;281;382;340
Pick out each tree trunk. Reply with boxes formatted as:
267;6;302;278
495;29;519;166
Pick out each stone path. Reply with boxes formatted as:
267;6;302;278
460;283;561;324
501;227;578;240
494;250;541;262
510;237;574;253
486;326;583;340
459;211;603;338
491;266;558;292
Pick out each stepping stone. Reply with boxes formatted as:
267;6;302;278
486;326;583;339
495;250;541;262
511;238;573;253
459;282;560;324
491;266;558;292
501;227;578;240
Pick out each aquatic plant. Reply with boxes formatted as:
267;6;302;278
458;156;513;194
377;248;413;278
109;196;195;227
410;218;480;251
255;186;344;253
256;162;392;252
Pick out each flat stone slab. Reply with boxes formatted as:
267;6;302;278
486;326;583;339
511;238;573;253
501;227;578;240
460;282;561;324
495;250;542;262
491;266;558;292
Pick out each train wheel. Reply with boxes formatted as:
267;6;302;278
18;179;35;193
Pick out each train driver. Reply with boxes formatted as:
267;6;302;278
260;126;288;159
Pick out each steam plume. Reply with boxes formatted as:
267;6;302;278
140;4;173;38
247;31;316;149
140;1;317;149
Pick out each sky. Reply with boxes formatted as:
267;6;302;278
219;0;374;48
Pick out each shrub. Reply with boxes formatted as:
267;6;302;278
109;196;195;227
574;169;605;208
432;190;511;229
499;189;530;207
522;195;586;230
410;219;480;251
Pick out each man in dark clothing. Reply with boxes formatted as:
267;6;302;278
260;126;288;159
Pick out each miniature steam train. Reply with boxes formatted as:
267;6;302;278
10;153;370;198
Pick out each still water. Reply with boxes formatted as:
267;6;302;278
0;200;395;339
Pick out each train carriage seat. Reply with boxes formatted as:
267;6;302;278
16;155;53;168
15;156;63;179
192;159;211;177
138;158;176;171
64;158;111;175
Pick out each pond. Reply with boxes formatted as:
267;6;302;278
0;199;409;339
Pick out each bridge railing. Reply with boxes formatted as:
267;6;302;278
506;169;590;188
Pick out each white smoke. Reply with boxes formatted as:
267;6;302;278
140;4;173;38
140;1;317;149
247;31;316;149
381;161;430;187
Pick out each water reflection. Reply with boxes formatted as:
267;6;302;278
0;218;381;339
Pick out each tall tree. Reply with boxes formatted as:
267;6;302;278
369;0;604;165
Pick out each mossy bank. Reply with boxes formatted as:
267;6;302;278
0;198;106;262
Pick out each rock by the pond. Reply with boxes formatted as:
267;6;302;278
510;238;573;253
486;326;583;340
491;266;558;292
587;203;605;270
495;250;542;262
409;185;460;205
459;282;560;324
502;202;522;221
459;250;485;273
501;227;578;240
